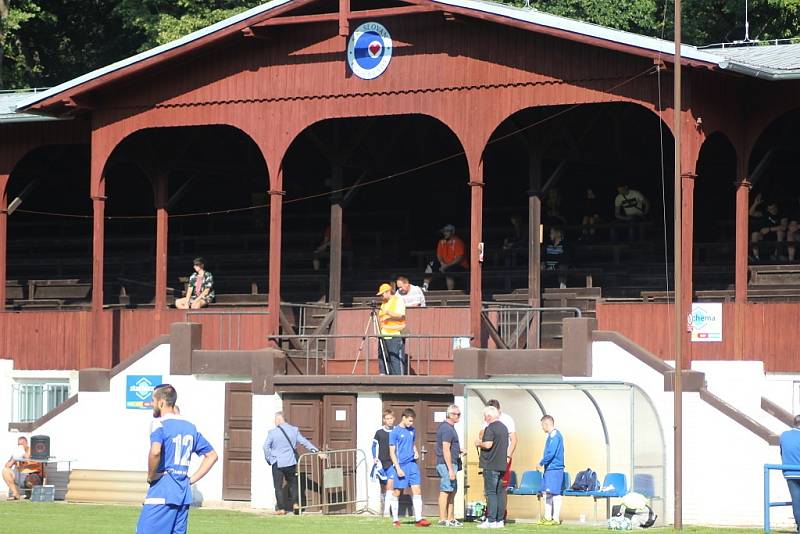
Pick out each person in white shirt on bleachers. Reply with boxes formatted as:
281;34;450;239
395;276;426;307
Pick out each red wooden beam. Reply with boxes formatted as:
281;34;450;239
253;5;439;27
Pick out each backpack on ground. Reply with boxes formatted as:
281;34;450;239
570;468;598;492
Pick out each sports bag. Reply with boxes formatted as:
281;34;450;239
570;468;598;491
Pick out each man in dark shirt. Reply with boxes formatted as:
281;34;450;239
372;409;395;516
435;404;463;527
475;405;509;529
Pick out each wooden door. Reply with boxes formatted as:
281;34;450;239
283;395;323;510
223;383;252;500
383;395;454;516
322;395;357;513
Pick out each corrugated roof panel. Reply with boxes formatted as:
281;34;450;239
0;90;66;123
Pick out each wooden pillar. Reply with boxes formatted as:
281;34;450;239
527;151;542;348
154;172;169;315
681;172;695;368
0;174;8;309
734;179;751;359
267;180;285;336
329;165;343;307
469;179;484;347
91;190;106;367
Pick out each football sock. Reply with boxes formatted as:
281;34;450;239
383;492;391;517
553;495;562;522
413;495;423;521
544;494;553;520
390;493;399;521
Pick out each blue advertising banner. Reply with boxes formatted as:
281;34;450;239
126;375;162;410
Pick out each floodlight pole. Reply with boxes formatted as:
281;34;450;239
673;0;684;528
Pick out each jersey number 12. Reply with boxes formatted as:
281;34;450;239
172;434;194;466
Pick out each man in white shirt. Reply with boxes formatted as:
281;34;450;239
3;436;32;500
395;276;426;308
613;183;650;240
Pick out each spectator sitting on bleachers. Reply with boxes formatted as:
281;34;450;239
395;276;426;307
176;257;215;309
543;188;568;226
580;188;602;240
542;228;570;289
786;196;800;262
749;194;786;261
423;224;468;291
501;215;527;267
613;182;649;241
313;224;352;272
3;436;40;500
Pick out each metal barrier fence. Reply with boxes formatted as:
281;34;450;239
763;463;800;532
481;303;582;349
296;448;369;515
184;309;270;350
267;333;472;375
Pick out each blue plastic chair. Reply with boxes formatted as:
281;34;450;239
591;473;628;522
632;474;655;498
506;471;519;492
508;470;542;495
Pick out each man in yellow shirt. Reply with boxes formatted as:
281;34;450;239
376;283;406;375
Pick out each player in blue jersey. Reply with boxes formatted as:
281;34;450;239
539;414;565;525
136;384;218;534
386;408;430;527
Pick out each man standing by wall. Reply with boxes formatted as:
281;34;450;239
436;404;463;527
263;411;325;515
136;384;218;534
476;405;509;529
377;283;407;375
387;408;431;527
780;414;800;532
539;414;565;525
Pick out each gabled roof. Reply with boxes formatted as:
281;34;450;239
12;0;796;115
703;43;800;80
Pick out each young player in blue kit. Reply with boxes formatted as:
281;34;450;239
136;384;218;534
539;414;565;525
386;408;431;527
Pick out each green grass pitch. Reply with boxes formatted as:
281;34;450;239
0;502;783;533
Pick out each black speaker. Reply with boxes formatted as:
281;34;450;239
30;435;50;460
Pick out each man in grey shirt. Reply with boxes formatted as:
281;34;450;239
263;411;325;515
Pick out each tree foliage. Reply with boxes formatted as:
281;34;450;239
1;0;800;90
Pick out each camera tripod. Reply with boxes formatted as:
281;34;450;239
351;302;390;375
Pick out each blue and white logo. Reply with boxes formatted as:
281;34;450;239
347;22;393;80
126;375;162;410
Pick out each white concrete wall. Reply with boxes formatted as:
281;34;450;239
251;393;282;510
356;393;383;514
0;345;228;505
586;342;794;527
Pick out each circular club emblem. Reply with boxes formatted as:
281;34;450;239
347;22;392;80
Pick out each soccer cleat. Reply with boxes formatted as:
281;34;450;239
448;519;463;527
537;518;553;525
393;521;402;528
438;521;449;527
416;519;432;527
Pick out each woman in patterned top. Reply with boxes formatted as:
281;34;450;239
175;257;215;309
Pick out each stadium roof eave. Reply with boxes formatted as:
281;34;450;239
15;0;730;116
716;60;800;81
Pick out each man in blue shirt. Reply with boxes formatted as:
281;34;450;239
263;411;325;515
539;414;565;526
780;415;800;532
387;408;431;527
136;384;218;534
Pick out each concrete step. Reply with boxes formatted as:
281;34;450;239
66;469;147;505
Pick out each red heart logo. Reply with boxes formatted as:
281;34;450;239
369;42;381;55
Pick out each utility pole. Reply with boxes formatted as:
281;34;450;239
673;0;684;528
